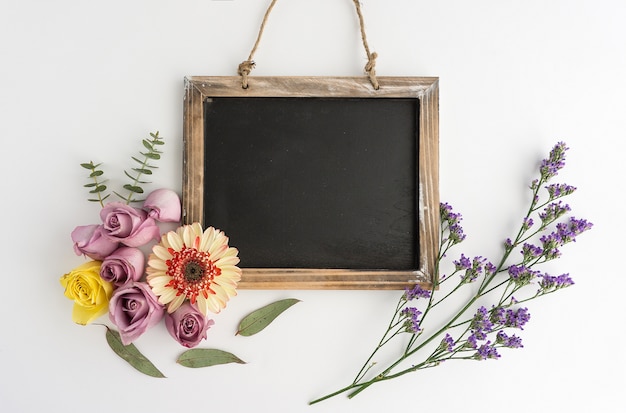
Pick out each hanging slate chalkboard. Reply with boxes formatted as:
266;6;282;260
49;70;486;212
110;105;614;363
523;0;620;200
183;76;439;289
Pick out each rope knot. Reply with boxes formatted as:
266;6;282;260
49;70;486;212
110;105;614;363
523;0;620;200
364;52;379;90
238;60;256;89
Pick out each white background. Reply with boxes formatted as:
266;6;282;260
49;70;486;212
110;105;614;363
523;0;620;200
1;1;622;412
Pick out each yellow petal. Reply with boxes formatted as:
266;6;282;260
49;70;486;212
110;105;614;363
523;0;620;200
72;302;107;325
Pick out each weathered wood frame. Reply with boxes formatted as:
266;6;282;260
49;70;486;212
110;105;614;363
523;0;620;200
183;76;439;289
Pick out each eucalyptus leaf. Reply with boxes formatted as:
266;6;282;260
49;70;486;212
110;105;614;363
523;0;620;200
177;349;246;368
123;170;150;184
80;162;94;169
142;139;153;150
142;152;161;160
89;170;104;177
132;168;153;175
104;327;165;378
236;298;300;337
123;184;144;193
84;182;97;187
88;187;106;194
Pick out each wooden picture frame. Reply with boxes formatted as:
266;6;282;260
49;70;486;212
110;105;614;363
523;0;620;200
183;76;439;289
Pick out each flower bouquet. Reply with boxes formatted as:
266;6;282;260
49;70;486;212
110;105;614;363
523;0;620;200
59;132;297;376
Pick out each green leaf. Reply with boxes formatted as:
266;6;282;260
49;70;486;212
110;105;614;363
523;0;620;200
104;327;166;378
124;170;150;184
142;139;153;150
80;162;94;169
177;349;246;368
132;168;153;175
88;194;110;202
131;156;144;165
236;298;300;337
84;182;97;188
123;184;144;194
89;170;104;177
142;152;161;160
89;185;107;194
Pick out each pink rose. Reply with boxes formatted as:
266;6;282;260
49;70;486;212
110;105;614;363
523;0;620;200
99;202;160;247
143;189;182;222
100;246;145;286
71;224;119;260
109;282;164;345
165;302;214;348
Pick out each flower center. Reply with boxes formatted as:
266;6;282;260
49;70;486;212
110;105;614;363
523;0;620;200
165;245;221;304
184;261;204;282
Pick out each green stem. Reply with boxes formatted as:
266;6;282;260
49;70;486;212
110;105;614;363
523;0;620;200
313;175;560;403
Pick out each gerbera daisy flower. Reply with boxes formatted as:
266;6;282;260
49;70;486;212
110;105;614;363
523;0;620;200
146;223;241;316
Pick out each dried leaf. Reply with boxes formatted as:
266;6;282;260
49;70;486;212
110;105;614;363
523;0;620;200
104;327;166;378
177;349;246;368
236;298;300;337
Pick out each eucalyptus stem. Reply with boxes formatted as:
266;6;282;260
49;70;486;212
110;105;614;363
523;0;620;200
114;131;164;204
80;161;109;207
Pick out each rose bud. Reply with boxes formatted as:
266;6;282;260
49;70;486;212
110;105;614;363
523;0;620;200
100;246;145;286
99;202;160;247
71;224;119;260
165;302;214;348
143;188;182;222
108;282;164;345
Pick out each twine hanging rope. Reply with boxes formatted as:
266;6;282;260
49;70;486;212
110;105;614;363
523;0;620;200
237;0;379;90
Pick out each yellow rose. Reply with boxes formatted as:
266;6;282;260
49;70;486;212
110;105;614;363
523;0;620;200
60;261;113;325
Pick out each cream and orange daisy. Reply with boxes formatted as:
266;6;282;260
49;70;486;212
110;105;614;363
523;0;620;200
146;223;241;316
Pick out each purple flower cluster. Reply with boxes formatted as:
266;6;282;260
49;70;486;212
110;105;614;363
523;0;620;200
545;183;577;199
540;217;593;259
556;217;594;243
522;217;534;231
489;306;530;329
475;341;500;360
496;331;524;348
521;243;543;263
439;333;455;352
404;284;431;301
401;307;422;333
454;255;495;283
539;273;574;291
540;141;568;180
440;202;466;245
508;264;542;286
505;307;531;329
470;306;493;340
539;200;571;224
464;305;530;360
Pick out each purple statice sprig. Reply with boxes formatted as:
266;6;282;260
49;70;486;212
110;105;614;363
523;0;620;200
309;142;592;405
